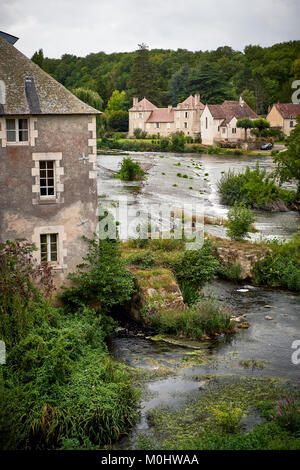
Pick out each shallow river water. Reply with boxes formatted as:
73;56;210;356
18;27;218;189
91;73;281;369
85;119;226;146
97;152;300;449
97;151;300;241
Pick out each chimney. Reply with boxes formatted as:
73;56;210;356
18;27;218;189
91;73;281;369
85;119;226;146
195;94;200;106
133;97;138;107
239;96;244;107
168;105;172;113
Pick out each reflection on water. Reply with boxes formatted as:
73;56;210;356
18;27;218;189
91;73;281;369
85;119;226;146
98;152;300;449
97;152;300;241
111;280;300;449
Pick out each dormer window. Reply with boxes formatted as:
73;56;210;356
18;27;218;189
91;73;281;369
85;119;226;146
6;118;29;143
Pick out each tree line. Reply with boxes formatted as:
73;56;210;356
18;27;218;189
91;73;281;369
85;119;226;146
32;41;300;113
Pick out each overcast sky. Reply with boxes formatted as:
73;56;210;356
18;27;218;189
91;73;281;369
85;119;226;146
2;0;300;58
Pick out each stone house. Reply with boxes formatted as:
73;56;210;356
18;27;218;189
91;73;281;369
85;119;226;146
200;97;258;145
0;32;100;286
128;94;204;138
266;103;300;137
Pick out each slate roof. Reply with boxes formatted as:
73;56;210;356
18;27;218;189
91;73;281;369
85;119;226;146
274;103;300;119
146;108;174;123
208;100;258;125
0;35;100;115
129;98;157;112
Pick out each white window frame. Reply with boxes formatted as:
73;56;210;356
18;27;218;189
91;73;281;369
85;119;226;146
139;112;143;119
156;123;160;129
40;233;58;264
6;117;29;144
232;128;237;134
184;111;189;119
184;122;188;129
167;123;171;129
205;117;208;129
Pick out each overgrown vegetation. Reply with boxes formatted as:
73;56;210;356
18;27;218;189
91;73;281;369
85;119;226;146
254;231;300;291
139;377;300;450
147;297;234;340
218;163;297;210
0;240;139;450
226;202;255;241
115;157;145;181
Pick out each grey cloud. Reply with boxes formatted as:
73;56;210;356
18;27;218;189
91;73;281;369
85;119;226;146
1;0;299;58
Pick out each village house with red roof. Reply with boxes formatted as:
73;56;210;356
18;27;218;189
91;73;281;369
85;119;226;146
200;96;258;146
266;103;300;137
128;94;204;138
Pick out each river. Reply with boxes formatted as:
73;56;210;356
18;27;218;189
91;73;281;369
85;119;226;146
97;151;300;450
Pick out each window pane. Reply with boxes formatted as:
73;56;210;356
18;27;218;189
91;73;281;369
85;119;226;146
19;130;28;141
6;130;16;142
18;119;28;130
51;251;58;261
6;119;15;130
40;161;46;169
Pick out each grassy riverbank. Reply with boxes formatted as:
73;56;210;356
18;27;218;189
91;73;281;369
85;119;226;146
0;240;140;450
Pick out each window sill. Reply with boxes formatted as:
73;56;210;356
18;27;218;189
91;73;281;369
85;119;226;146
6;142;30;146
38;198;59;205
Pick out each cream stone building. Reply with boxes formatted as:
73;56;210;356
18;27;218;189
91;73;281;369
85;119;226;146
0;32;100;287
200;97;258;145
128;95;204;138
266;103;300;137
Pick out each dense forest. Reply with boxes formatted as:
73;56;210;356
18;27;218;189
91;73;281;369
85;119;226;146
32;41;300;114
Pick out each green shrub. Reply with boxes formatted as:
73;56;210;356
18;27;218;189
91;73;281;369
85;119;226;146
133;128;147;139
173;240;220;288
218;262;242;281
115;157;145;181
217;164;296;209
170;132;185;152
226;202;255;241
160;138;169;151
60;238;135;312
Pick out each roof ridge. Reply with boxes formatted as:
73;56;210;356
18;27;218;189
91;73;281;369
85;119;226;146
0;36;100;115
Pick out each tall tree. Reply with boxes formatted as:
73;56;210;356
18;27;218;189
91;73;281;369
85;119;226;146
128;44;160;104
105;90;127;114
169;64;190;105
31;49;44;69
187;61;235;103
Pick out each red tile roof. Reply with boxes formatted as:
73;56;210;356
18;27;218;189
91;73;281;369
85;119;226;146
146;108;174;123
274;103;300;119
176;95;205;110
208;100;258;125
129;97;157;111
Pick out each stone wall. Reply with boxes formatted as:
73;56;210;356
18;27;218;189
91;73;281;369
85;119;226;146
0;114;98;286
